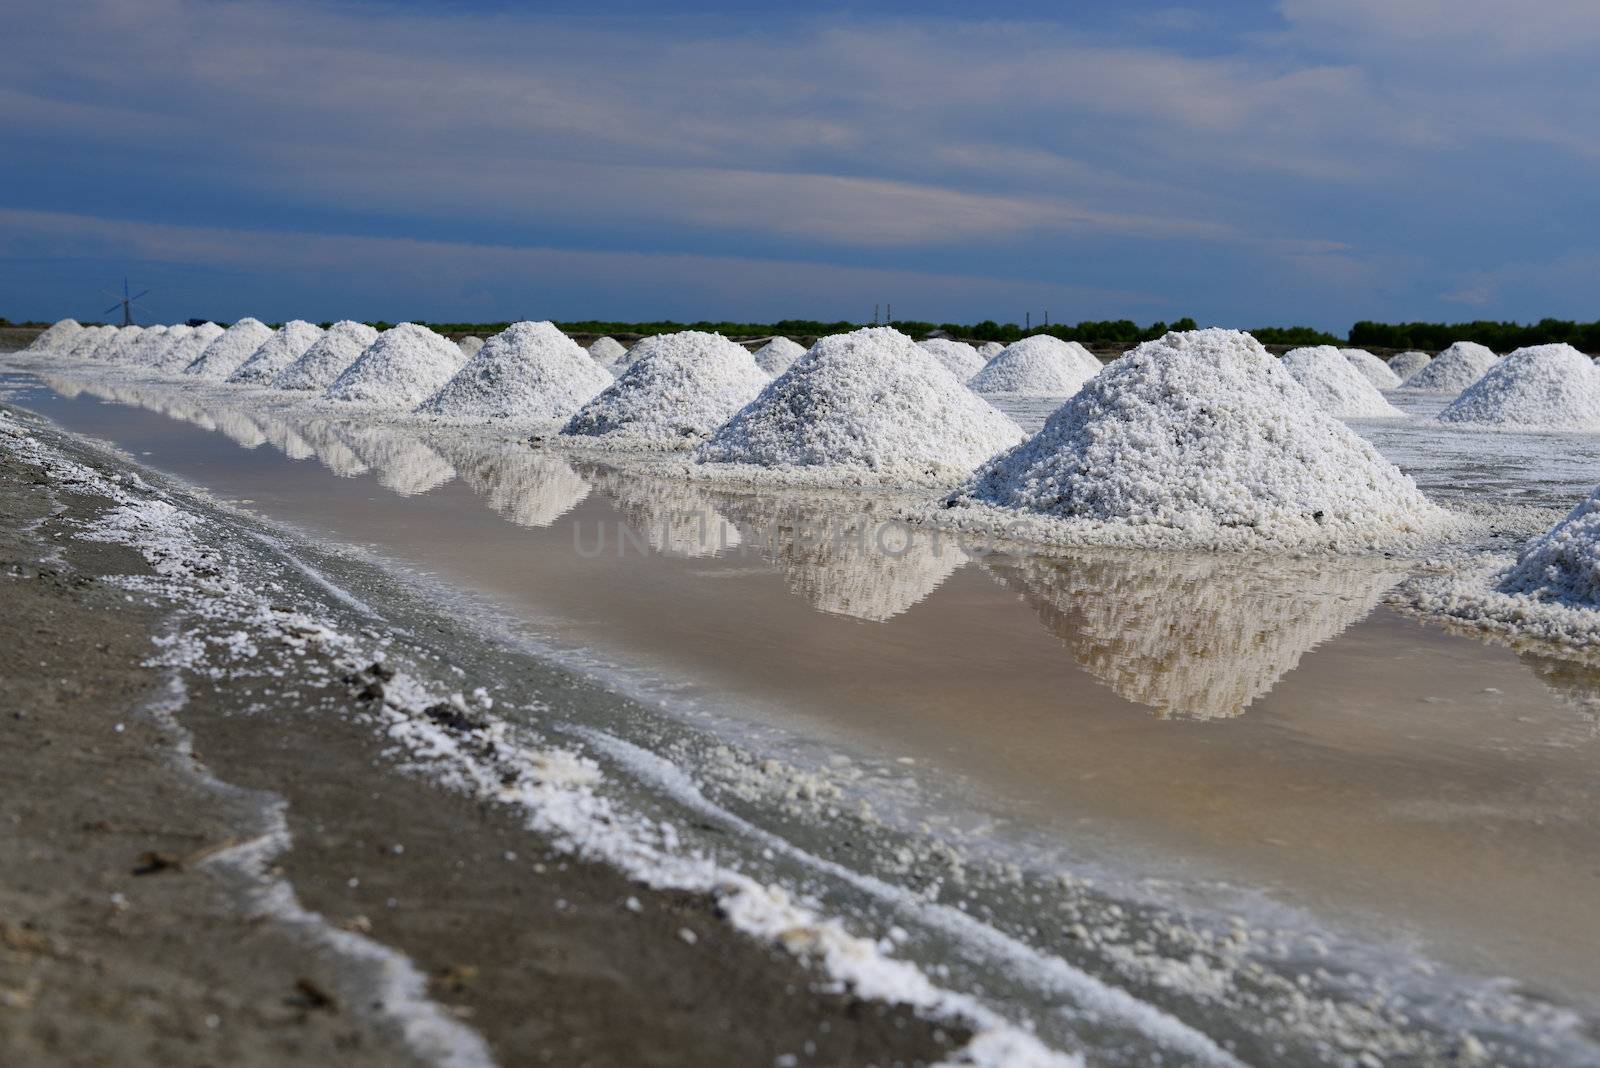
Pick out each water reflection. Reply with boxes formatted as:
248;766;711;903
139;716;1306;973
583;465;742;557
1518;652;1600;735
991;551;1402;719
338;425;456;497
432;437;590;528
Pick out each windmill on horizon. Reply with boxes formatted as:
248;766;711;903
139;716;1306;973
101;278;151;326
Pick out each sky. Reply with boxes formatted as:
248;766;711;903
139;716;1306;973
3;0;1599;330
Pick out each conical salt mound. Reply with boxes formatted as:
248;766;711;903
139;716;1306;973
1389;351;1431;380
588;336;627;365
456;336;484;358
100;325;147;363
1437;344;1600;430
229;321;324;385
1281;346;1404;418
324;323;466;408
949;329;1444;549
968;335;1100;396
273;321;379;391
418;321;612;425
184;318;274;380
64;325;116;360
1342;348;1401;389
1400;341;1497;392
693;327;1024;485
154;324;224;374
1497;486;1600;608
25;319;84;353
125;325;171;368
562;330;770;449
917;338;986;380
753;336;806;376
977;341;1004;359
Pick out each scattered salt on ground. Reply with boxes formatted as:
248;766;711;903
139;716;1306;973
968;335;1101;396
561;330;770;448
977;341;1004;359
753;336;807;376
1400;341;1497;392
1342;348;1401;389
417;321;611;425
692;327;1024;485
100;325;147;363
1388;351;1432;380
1437;344;1600;431
1281;346;1405;418
588;336;627;365
944;328;1448;551
184;318;274;380
153;323;224;374
124;325;171;368
228;320;325;385
456;336;484;358
273;321;379;391
917;338;987;380
25;319;83;352
324;323;466;408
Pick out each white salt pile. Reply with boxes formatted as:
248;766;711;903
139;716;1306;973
1436;344;1600;431
1499;486;1600;607
968;335;1101;396
100;325;147;363
977;341;1004;359
946;328;1446;550
1281;346;1404;418
64;325;117;361
753;336;807;376
324;323;466;408
1400;341;1497;392
154;323;225;374
125;325;171;368
457;336;484;358
25;319;84;353
588;336;627;365
273;321;379;391
417;321;611;425
561;330;770;448
184;318;274;380
1388;351;1431;380
693;327;1024;486
228;320;325;385
917;338;987;380
1342;348;1401;389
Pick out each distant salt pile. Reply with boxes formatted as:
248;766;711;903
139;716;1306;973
968;335;1100;396
1437;344;1600;431
917;338;986;380
456;336;484;358
588;336;627;365
25;319;84;353
64;325;117;361
100;325;147;363
1400;341;1497;392
126;325;175;368
153;324;224;374
1388;351;1431;380
753;337;806;376
562;330;770;448
947;329;1445;550
228;320;325;385
1281;346;1404;418
693;327;1023;485
324;323;466;408
1342;348;1401;389
273;321;379;391
977;341;1004;359
184;318;274;380
418;321;611;425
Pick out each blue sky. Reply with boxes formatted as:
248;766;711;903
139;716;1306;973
4;0;1598;329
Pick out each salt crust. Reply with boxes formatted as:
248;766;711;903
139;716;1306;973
1281;346;1405;418
229;321;325;385
1400;341;1497;392
1387;351;1431;380
274;321;380;391
968;335;1101;396
561;330;770;449
1342;348;1401;389
691;327;1024;487
917;338;987;380
944;329;1448;551
753;337;807;376
418;321;612;426
324;323;466;408
1436;344;1600;431
184;318;274;380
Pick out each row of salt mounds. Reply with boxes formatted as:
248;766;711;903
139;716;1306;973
324;323;465;408
456;336;484;358
945;329;1447;551
24;319;84;353
1342;347;1401;389
561;330;770;448
1387;350;1431;380
274;321;379;391
968;334;1100;396
692;327;1024;487
229;320;325;385
588;336;627;365
1281;346;1404;418
417;321;611;425
1400;340;1497;391
184;318;274;380
64;325;117;360
753;336;806;376
98;325;146;363
156;323;225;374
123;325;169;367
1436;344;1600;431
917;338;986;380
